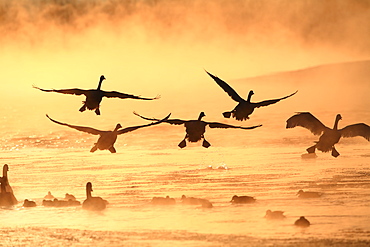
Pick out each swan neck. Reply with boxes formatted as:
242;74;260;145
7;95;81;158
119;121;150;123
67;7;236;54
3;166;7;178
86;187;92;199
97;79;104;90
333;117;340;130
247;92;253;102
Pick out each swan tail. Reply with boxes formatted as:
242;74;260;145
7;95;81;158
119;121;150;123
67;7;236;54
95;108;101;115
108;146;116;153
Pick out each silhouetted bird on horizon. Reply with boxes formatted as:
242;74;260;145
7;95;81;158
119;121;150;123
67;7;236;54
46;113;170;153
286;112;370;157
82;182;108;211
205;71;297;121
134;112;261;148
33;75;160;115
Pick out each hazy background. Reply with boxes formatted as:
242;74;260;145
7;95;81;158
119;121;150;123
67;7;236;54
0;0;369;143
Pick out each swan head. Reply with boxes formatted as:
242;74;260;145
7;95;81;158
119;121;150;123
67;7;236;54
3;164;9;175
115;124;122;131
198;112;206;120
100;75;106;81
247;90;254;100
86;182;93;192
336;114;342;121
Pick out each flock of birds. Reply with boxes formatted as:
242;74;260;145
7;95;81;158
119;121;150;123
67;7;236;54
31;72;369;155
1;162;315;226
1;72;369;225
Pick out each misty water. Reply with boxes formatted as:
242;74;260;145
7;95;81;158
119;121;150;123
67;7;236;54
1;109;369;246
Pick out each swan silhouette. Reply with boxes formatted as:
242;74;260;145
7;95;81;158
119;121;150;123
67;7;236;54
82;182;108;211
33;75;160;115
44;191;55;200
206;71;297;121
134;112;261;148
230;195;256;204
265;210;285;219
0;164;18;207
46;113;170;153
297;190;322;198
294;216;310;227
286;112;370;157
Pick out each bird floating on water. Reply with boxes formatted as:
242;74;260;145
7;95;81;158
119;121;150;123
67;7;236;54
265;210;286;219
46;113;170;153
134;112;261;148
0;164;18;207
181;195;213;208
44;191;55;200
286;112;370;157
297;190;322;198
33;75;160;115
230;195;256;204
294;216;310;227
151;196;176;205
205;71;297;121
23;199;37;207
82;182;108;211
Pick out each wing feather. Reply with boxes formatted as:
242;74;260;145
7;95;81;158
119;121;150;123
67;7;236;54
286;112;327;135
46;115;103;135
103;91;160;100
208;122;262;130
339;123;370;141
118;113;171;134
33;86;87;96
133;112;185;125
253;91;297;108
205;71;244;103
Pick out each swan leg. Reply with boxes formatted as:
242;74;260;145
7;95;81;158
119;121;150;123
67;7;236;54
306;145;316;154
223;111;232;118
331;147;340;157
202;139;211;148
108;146;116;153
90;145;98;153
178;139;187;148
79;104;86;112
95;108;101;115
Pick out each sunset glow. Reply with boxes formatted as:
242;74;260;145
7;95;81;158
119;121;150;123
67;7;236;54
0;0;369;246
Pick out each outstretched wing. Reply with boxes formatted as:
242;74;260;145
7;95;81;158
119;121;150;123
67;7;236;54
340;123;370;141
133;112;186;125
103;91;160;100
33;86;87;96
205;70;244;103
46;115;103;135
207;122;262;130
118;113;171;134
252;91;297;108
286;112;327;135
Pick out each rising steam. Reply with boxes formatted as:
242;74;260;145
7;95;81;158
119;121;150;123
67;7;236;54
1;0;369;56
